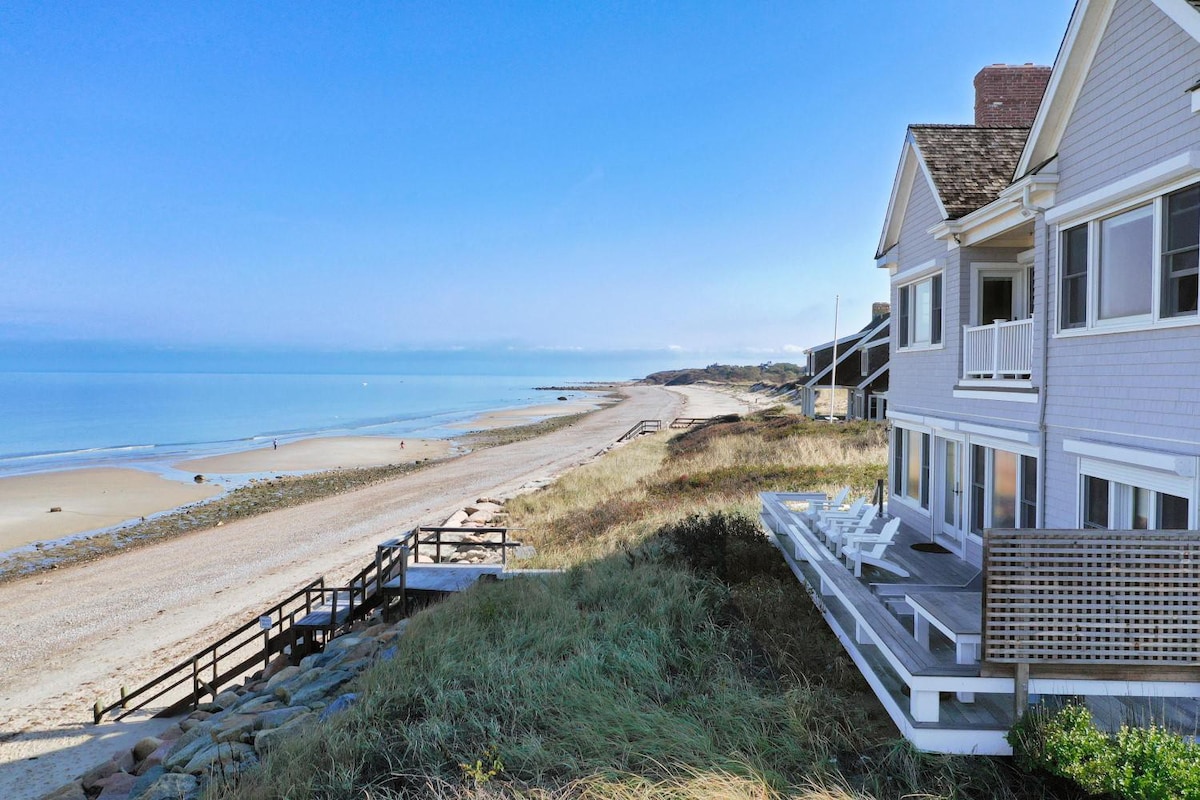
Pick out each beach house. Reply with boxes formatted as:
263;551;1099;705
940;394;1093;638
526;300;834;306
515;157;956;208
798;303;890;420
762;0;1200;754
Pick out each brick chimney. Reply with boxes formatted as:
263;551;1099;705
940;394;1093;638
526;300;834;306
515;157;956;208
974;64;1052;127
871;301;890;322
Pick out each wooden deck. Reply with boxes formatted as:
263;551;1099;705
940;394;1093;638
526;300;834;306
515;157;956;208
760;492;1200;755
385;563;504;593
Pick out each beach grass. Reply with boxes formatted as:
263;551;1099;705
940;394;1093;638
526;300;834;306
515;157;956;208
205;413;1062;800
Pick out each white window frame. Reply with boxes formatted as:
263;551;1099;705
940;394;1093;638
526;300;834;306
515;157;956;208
1075;456;1197;530
968;444;1038;537
896;272;944;352
1054;175;1200;336
892;425;930;514
970;262;1031;326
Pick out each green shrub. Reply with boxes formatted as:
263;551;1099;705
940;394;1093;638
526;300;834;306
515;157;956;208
1010;704;1200;800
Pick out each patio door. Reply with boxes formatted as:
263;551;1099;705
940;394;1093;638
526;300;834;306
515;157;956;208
937;438;965;548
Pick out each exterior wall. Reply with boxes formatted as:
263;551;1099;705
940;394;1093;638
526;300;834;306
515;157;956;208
1040;0;1200;528
1054;0;1200;201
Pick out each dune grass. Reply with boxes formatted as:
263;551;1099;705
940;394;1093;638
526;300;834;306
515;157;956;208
206;414;1065;800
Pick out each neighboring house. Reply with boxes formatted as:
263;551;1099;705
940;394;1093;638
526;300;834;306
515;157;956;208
879;0;1200;563
799;303;890;420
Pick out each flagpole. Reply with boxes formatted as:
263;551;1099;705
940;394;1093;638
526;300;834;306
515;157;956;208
828;295;839;422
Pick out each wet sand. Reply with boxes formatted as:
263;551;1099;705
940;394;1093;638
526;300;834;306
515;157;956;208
0;468;221;553
447;397;612;430
175;435;450;474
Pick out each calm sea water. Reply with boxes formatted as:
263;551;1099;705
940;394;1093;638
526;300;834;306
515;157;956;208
0;371;611;477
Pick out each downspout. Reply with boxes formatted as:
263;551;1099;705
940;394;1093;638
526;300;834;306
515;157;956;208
1021;185;1050;528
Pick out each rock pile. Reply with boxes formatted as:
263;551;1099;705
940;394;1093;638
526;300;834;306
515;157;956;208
430;497;510;565
41;619;409;800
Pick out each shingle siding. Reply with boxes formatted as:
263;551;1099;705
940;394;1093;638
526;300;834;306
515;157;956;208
1041;0;1200;527
1055;0;1200;200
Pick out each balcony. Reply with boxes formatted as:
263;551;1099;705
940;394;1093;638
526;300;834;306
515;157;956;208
961;318;1033;380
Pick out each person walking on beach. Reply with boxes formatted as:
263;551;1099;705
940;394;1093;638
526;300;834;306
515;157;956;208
273;439;277;450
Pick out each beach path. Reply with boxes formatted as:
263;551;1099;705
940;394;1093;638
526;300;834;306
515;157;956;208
0;384;696;799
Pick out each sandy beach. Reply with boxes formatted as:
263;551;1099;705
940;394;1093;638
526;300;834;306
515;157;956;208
175;435;450;474
0;383;765;798
0;468;221;553
446;396;612;430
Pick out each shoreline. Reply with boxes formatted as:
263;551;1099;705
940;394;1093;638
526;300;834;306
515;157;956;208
0;396;617;583
0;384;689;800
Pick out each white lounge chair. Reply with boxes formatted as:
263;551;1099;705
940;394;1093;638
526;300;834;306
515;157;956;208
811;487;850;512
816;497;869;528
841;518;908;578
820;502;877;551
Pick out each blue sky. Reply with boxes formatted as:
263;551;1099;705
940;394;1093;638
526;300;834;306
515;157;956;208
1;1;1075;365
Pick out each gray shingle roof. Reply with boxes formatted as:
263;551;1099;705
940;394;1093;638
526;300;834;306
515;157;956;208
909;125;1031;219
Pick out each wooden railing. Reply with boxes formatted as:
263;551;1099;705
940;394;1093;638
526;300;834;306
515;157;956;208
962;318;1034;379
93;578;325;723
94;540;412;723
617;419;662;442
669;417;711;429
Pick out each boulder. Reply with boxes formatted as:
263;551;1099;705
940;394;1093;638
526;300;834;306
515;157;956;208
265;665;301;691
139;772;199;800
253;712;315;756
128;766;165;797
253;705;310;730
287;669;354;707
261;652;291;681
81;759;119;791
182;740;255;775
132;736;163;762
39;781;85;800
96;770;137;799
318;692;358;721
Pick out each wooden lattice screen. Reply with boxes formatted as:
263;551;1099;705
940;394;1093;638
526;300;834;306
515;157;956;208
984;530;1200;666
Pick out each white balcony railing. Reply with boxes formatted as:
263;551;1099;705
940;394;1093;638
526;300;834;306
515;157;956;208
962;318;1033;380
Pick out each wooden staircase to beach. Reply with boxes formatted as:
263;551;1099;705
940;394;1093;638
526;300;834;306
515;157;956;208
92;527;519;723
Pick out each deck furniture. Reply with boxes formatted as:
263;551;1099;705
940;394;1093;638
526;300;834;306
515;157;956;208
841;518;908;577
813;487;850;512
820;503;878;551
907;591;983;701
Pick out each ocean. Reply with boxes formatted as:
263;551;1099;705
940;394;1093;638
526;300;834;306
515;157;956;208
0;370;616;478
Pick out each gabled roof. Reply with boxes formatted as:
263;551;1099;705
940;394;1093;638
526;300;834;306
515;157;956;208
1017;0;1200;178
803;315;889;388
909;125;1031;219
877;125;1030;259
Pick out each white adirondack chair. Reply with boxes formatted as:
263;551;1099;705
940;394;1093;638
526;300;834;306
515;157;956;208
841;518;908;578
809;487;850;513
820;502;877;550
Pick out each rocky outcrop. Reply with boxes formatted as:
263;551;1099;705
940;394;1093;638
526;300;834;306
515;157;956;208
42;619;409;800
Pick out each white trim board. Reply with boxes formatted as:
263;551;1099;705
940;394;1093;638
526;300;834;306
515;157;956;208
1045;151;1200;225
1064;439;1197;477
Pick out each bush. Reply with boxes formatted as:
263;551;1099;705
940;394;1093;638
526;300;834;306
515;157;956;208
1009;704;1200;800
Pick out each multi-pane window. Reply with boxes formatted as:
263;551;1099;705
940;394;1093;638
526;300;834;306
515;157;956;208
893;428;929;510
1082;476;1190;530
897;274;943;348
1059;182;1200;330
970;445;1037;535
1061;224;1088;329
1162;184;1199;317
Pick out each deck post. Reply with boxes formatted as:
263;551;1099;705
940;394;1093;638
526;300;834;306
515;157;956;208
1013;662;1030;720
910;689;940;723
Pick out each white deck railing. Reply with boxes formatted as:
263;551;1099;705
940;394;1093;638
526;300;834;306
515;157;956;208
961;318;1033;379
